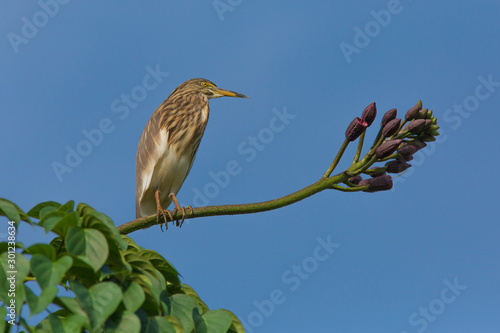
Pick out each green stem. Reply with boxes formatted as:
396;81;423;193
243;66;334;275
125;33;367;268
322;139;349;179
369;127;383;151
348;155;378;175
352;132;365;163
331;184;369;192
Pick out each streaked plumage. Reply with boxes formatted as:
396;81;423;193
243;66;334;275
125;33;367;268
135;78;248;221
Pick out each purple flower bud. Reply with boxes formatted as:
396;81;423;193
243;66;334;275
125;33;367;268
385;160;412;173
397;144;419;158
361;102;377;126
345;117;368;141
381;108;397;127
382;118;401;137
407;119;428;133
359;175;393;192
405;101;423;121
408;140;427;149
398;154;414;162
375;139;403;159
349;175;363;185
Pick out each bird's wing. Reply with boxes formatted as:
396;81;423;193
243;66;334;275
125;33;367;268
135;109;169;218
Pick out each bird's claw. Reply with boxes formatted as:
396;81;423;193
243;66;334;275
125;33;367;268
158;208;171;231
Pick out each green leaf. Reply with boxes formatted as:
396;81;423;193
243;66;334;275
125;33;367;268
0;198;20;223
25;244;56;261
35;312;87;333
0;252;29;316
57;200;75;214
66;227;108;272
82;211;127;250
27;201;61;219
50;211;81;237
122;236;143;251
140;250;180;285
164;316;184;333
194;309;233;333
39;211;65;233
0;305;8;332
132;267;167;315
31;254;72;290
25;284;59;315
54;297;90;323
140;316;177;333
72;281;123;330
167;294;202;333
35;313;66;332
105;311;141;333
224;310;245;333
122;282;145;313
39;205;59;219
76;202;96;216
181;284;209;313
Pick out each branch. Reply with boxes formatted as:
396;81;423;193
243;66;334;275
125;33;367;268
117;100;439;235
117;172;367;234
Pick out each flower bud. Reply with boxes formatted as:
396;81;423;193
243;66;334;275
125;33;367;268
345;117;367;141
407;119;427;133
382;118;401;137
425;125;440;136
349;175;362;185
375;139;403;159
361;102;377;126
398;154;414;162
381;108;397;127
385;160;412;173
405;101;423;121
397;145;417;161
359;175;393;192
416;108;429;119
408;140;427;149
397;144;419;157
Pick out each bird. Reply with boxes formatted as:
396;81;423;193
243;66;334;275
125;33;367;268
135;78;248;228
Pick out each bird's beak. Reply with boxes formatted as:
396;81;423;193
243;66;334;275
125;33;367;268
212;87;249;98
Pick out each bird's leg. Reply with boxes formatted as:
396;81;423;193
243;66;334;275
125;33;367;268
169;193;187;227
155;189;172;230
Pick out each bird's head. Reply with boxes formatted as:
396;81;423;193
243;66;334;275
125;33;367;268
178;78;249;99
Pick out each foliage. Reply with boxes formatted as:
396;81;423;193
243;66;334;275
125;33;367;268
0;199;244;333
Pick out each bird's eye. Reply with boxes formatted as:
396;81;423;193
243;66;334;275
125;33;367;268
201;82;209;87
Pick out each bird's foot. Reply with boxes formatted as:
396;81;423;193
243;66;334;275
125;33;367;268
169;194;192;227
158;209;174;231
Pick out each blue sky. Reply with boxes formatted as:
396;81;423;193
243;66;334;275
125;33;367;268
2;1;500;332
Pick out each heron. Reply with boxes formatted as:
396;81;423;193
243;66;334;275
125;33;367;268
135;78;248;228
